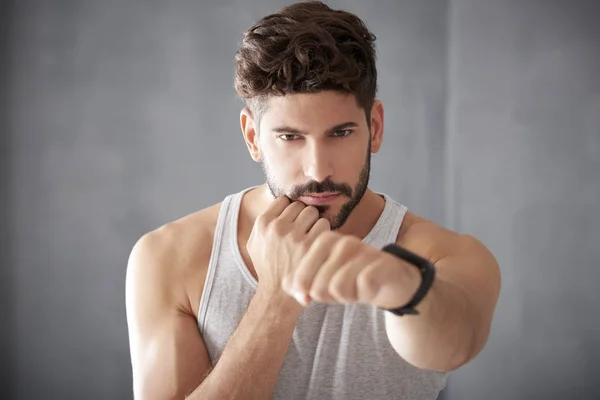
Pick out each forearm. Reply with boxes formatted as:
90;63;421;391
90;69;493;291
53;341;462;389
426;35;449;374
187;291;301;400
385;275;479;372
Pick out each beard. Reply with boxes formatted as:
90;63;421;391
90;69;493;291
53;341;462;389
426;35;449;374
261;148;371;230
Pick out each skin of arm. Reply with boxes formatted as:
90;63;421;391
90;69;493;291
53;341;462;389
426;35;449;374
384;219;502;372
126;217;305;400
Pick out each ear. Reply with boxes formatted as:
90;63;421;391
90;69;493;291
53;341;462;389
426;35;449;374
369;99;384;153
240;107;262;162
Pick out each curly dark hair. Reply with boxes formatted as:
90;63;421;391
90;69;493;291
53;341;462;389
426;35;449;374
234;1;378;127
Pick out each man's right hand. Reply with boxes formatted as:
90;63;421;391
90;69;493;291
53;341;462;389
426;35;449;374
247;195;331;303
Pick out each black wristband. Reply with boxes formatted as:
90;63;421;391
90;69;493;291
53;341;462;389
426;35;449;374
380;243;436;316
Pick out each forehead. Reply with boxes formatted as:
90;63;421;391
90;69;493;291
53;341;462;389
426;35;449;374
260;91;365;128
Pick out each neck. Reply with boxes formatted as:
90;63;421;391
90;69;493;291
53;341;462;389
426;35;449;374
245;184;386;240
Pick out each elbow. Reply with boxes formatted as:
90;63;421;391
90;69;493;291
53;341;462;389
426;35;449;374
389;323;479;373
443;347;473;372
396;351;461;373
389;338;466;373
444;319;491;372
407;343;473;373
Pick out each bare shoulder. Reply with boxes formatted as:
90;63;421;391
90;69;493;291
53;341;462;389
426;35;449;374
125;204;224;398
396;211;485;263
126;202;223;317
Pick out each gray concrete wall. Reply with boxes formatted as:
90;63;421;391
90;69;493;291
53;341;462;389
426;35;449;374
445;1;600;398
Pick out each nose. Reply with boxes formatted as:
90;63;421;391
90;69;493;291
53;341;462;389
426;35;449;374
303;141;333;183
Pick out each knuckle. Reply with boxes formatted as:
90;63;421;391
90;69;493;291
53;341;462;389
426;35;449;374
290;234;306;251
289;201;305;212
329;280;351;301
281;275;292;292
320;231;337;242
312;234;328;248
290;270;308;291
304;205;319;217
336;235;358;252
356;270;379;298
293;200;306;207
255;215;269;230
277;195;291;205
309;287;329;302
296;277;311;293
270;220;287;236
303;211;319;224
311;217;330;233
298;239;311;254
328;279;342;296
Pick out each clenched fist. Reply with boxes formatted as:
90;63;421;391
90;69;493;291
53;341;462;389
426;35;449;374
282;231;420;310
248;196;420;311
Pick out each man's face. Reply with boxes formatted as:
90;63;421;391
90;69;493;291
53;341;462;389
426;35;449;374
256;91;373;230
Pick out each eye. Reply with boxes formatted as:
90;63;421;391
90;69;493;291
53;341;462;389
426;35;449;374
333;129;352;138
279;134;300;141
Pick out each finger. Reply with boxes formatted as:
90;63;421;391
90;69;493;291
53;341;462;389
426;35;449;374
358;255;417;309
278;200;307;222
261;195;292;220
327;257;370;304
355;259;397;307
291;232;342;298
308;237;362;303
306;217;331;238
293;206;320;232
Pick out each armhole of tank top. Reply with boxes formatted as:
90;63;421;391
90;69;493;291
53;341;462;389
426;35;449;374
229;191;259;289
388;201;408;244
197;196;231;335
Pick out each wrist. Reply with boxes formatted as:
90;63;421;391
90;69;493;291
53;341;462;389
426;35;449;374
253;287;304;319
381;243;436;316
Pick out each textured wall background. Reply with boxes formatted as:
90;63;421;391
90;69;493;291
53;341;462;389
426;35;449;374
445;1;600;398
2;1;599;399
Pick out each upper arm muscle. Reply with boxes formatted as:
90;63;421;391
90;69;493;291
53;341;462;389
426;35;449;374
400;218;501;358
126;232;212;400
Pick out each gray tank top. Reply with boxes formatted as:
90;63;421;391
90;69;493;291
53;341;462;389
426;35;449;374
198;187;448;399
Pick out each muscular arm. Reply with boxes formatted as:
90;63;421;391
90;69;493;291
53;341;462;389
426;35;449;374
126;232;212;399
385;221;501;372
126;230;302;400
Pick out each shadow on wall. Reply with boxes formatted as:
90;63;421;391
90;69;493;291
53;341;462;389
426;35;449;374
0;0;15;398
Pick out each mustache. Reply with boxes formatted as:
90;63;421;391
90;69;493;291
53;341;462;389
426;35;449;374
288;179;353;199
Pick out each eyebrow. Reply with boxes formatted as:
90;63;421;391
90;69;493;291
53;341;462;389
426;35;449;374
271;121;359;135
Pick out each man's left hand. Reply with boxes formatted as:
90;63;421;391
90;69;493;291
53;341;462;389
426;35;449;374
281;231;420;309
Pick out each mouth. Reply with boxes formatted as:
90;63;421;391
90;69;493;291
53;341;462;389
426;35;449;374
299;192;341;205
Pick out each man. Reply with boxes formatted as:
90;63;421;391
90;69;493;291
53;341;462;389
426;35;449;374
125;1;501;399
